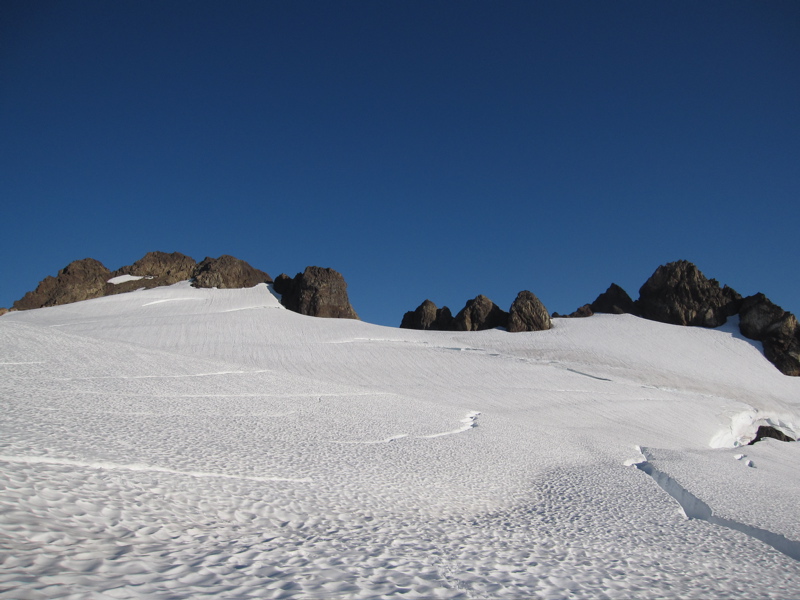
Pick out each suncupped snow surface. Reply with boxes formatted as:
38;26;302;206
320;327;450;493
2;282;800;598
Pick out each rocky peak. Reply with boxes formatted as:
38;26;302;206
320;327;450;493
115;251;197;283
738;294;800;376
12;254;357;321
105;251;198;295
552;304;594;319
13;258;111;310
508;291;551;332
13;253;276;310
553;283;634;320
400;299;453;331
636;260;741;328
192;255;272;289
452;295;508;331
274;266;359;319
591;283;636;315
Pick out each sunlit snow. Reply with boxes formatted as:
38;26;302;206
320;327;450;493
106;275;148;285
2;281;800;598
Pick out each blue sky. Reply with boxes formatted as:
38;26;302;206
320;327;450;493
2;1;798;326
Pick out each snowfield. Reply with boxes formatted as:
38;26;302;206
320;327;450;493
2;282;800;599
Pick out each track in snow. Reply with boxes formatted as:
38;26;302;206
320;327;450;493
0;455;313;483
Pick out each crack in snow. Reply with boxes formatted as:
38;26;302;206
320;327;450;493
54;370;273;381
330;412;481;444
628;447;800;562
565;368;612;381
418;411;480;439
141;298;206;306
333;434;410;445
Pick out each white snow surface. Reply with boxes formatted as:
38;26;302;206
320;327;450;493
2;281;800;598
106;275;147;285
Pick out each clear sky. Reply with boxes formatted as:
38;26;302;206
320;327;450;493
2;1;798;326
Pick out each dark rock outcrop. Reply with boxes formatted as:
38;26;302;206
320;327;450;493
272;273;295;297
11;252;294;311
400;299;453;330
105;251;198;295
115;251;196;282
13;258;111;310
434;306;453;330
739;293;790;340
192;255;272;289
508;291;551;332
554;284;635;319
553;305;594;319
759;321;800;377
275;266;358;319
452;295;508;331
0;308;8;316
591;283;637;315
636;261;741;328
748;425;796;445
739;294;800;376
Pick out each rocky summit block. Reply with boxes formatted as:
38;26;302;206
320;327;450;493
191;255;272;289
552;304;594;319
14;253;274;310
106;251;198;295
508;291;551;332
739;293;791;340
637;260;741;328
554;283;635;319
12;254;361;320
13;258;111;310
591;283;637;315
400;299;453;331
274;267;359;319
739;294;800;377
115;251;197;283
452;295;508;331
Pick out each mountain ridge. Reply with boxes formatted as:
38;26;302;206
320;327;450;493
5;251;357;322
4;254;798;376
400;260;799;377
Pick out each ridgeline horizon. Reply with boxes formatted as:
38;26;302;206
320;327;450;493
3;252;798;377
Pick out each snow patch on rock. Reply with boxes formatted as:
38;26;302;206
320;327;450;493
107;274;148;285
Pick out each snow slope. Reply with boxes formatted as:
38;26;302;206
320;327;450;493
2;282;800;599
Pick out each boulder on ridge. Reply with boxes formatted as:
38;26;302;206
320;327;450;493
739;293;790;340
192;255;272;289
508;291;551;332
400;299;453;330
452;295;508;331
13;258;111;310
591;283;637;315
636;260;741;328
739;294;800;376
275;266;359;319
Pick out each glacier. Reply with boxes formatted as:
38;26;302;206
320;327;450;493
1;281;800;598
